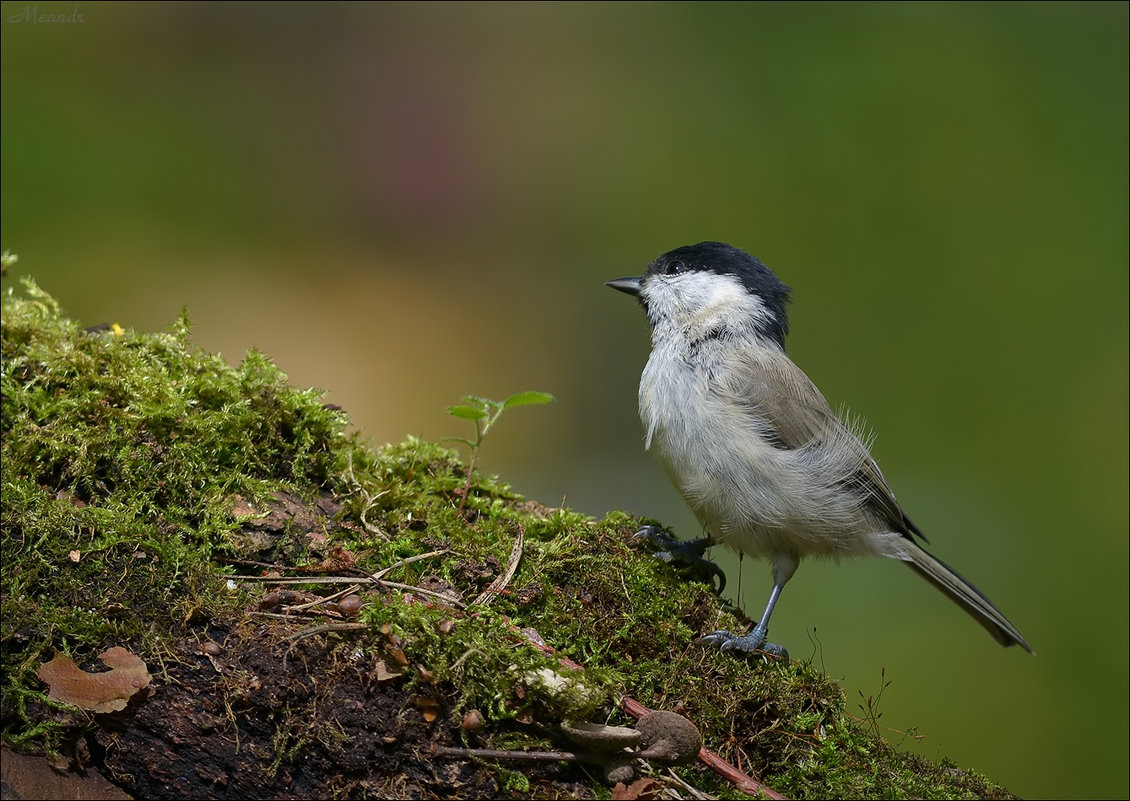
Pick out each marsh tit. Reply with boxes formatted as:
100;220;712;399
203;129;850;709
607;242;1032;657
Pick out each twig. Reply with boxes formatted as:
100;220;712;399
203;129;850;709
369;548;450;581
232;564;465;609
288;584;363;611
250;610;348;622
665;767;715;800
381;580;466;609
250;611;307;621
213;556;295;571
223;549;448;586
239;575;368;585
281;622;368;643
473;525;524;605
434;745;580;763
285;549;454;611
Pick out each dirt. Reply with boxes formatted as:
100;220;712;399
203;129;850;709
90;619;585;799
29;492;600;800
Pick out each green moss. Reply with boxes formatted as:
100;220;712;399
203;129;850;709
1;278;348;749
0;277;1017;798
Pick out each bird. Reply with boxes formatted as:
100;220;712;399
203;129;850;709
606;241;1032;658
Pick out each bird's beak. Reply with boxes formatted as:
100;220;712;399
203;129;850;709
605;276;642;296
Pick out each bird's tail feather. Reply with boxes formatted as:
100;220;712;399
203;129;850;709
901;540;1034;654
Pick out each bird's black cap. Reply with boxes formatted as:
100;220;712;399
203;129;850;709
649;242;792;345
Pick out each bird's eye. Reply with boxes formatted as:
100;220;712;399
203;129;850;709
664;259;688;275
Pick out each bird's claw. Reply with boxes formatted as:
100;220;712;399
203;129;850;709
699;628;789;662
632;525;726;592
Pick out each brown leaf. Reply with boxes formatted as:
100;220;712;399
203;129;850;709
1;746;131;800
612;777;665;800
37;646;151;713
414;695;440;723
385;644;409;667
373;658;408;682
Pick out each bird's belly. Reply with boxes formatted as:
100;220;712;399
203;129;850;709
640;359;866;558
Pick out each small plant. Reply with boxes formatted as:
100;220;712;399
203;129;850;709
854;666;924;749
857;666;892;739
446;391;554;511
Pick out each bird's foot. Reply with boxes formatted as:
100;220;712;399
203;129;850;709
632;525;726;593
699;627;789;662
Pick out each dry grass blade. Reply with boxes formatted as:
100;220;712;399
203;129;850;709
473;525;524;606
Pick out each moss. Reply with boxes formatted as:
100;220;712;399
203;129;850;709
0;276;1017;798
1;278;347;750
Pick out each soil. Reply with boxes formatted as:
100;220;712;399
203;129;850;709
16;491;600;800
90;619;592;799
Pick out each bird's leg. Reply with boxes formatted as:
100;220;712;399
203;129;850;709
701;552;797;661
632;524;726;593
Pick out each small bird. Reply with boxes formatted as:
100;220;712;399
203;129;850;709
607;242;1032;657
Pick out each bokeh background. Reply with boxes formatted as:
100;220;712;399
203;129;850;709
3;3;1127;797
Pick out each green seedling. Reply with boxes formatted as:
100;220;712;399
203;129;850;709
446;391;554;512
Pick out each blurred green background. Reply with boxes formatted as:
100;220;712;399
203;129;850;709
3;2;1127;797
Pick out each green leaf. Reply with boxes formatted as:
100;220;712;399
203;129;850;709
462;395;497;410
447;405;488;421
502;391;555;409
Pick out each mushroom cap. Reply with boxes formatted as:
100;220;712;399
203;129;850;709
636;711;702;765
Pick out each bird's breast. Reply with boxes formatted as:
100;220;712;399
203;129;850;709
637;342;869;557
639;347;780;525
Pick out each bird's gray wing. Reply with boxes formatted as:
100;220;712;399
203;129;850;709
716;349;925;541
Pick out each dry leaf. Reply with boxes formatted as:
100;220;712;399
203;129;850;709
37;646;151;713
373;658;408;682
385;644;409;667
612;777;665;800
413;695;440;723
1;746;131;800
